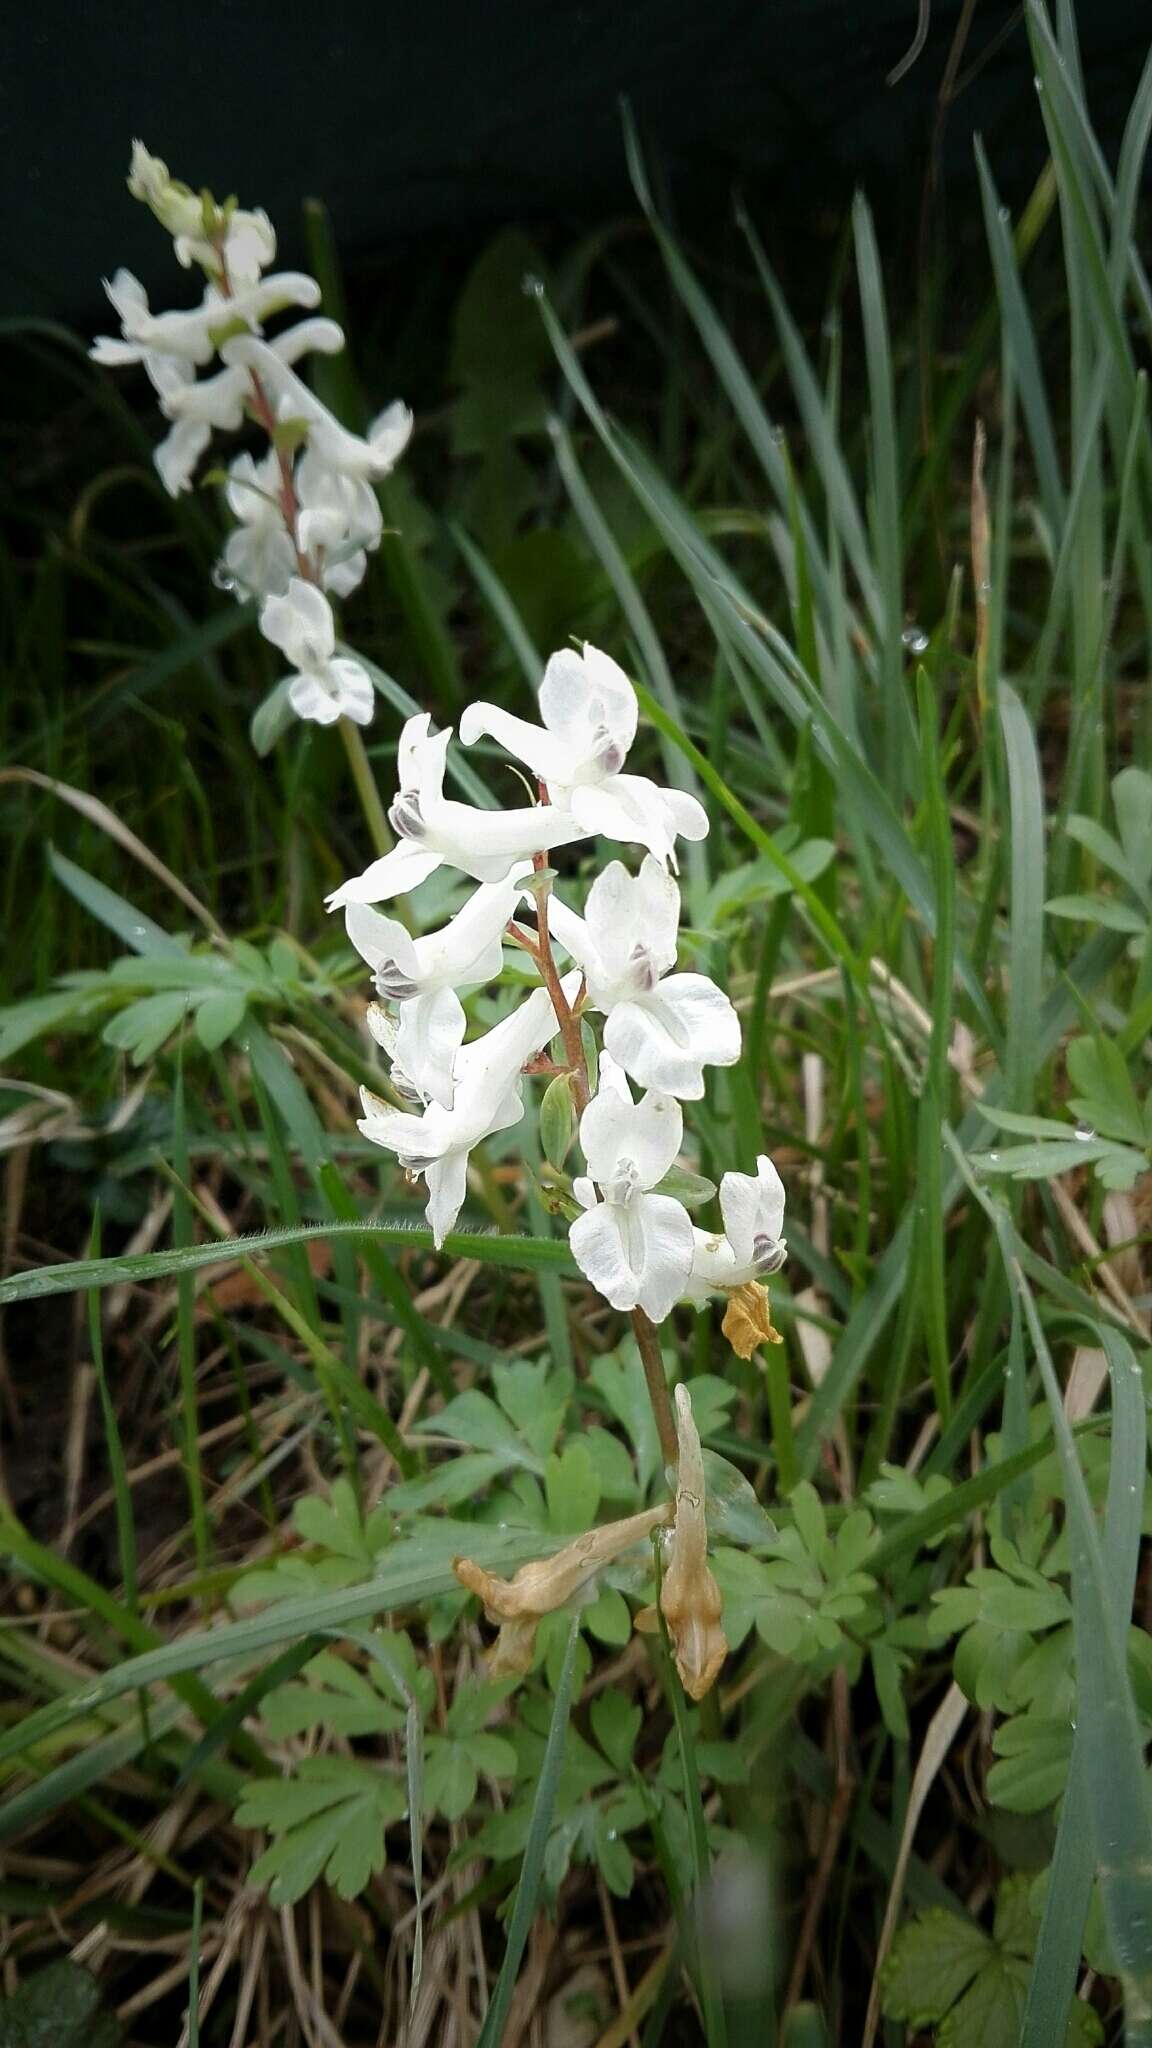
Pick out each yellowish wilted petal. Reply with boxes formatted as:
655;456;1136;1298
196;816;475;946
722;1281;782;1360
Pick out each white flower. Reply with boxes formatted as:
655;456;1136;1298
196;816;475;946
326;713;588;906
259;578;374;727
90;268;321;377
221;336;413;481
358;983;570;1245
569;1058;694;1322
346;867;531;1108
684;1155;787;1304
295;447;384;598
219;451;298;594
459;642;709;869
176;209;277;288
548;855;739;1099
155;316;344;499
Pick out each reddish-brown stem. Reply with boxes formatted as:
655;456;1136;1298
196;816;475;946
529;830;679;1469
214;238;313;579
530;851;590;1114
631;1308;679;1471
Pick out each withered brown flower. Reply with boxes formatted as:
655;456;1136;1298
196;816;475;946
454;1503;672;1678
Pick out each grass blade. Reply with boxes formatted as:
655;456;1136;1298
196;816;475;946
0;1220;574;1308
475;1616;581;2047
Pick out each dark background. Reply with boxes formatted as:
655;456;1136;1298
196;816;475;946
7;0;1150;326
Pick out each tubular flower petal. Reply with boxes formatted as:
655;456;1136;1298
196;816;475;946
221;335;413;481
357;981;576;1245
637;1384;728;1700
327;713;588;905
460;642;709;869
91;268;321;374
684;1155;788;1304
454;1504;672;1677
345;867;532;1107
548;855;740;1099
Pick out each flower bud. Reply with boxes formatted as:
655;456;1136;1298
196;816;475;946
127;141;204;241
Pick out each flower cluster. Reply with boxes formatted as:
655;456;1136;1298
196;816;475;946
338;640;788;1331
90;143;412;728
90;141;790;1705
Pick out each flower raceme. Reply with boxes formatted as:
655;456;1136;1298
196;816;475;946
90;143;413;731
329;654;788;1333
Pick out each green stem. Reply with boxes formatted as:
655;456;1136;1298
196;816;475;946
764;1340;798;1493
339;719;392;860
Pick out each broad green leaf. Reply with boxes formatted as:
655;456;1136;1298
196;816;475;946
882;1907;989;2024
102;991;190;1062
590;1690;642;1774
193;988;246;1049
238;1756;406;1904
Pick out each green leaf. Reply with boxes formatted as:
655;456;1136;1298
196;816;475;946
582;1427;639;1503
294;1477;379;1565
545;1444;600;1534
590;1690;642;1773
424;1739;478;1821
972;1137;1144;1180
1112;766;1152;886
194;988;247;1049
882;1907;990;2024
102;990;190;1062
238;1756;406;1904
492;1360;570;1460
0;1961;123;2047
0;987;107;1060
415;1388;540;1465
789;1481;829;1561
938;1956;1029;2048
589;1345;661;1494
1066;1034;1147;1146
987;1714;1074;1813
1046;893;1147;933
702;1450;777;1548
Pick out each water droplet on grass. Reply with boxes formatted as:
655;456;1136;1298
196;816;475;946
902;625;929;654
1073;1120;1096;1141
